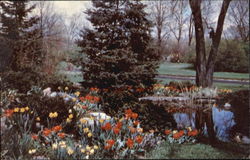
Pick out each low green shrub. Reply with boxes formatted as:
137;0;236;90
1;67;74;94
215;40;249;73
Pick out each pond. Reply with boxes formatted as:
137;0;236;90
173;106;236;142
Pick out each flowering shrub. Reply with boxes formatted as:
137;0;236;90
164;128;199;144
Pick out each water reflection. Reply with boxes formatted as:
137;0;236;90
173;106;236;141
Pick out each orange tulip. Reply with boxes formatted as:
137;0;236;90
125;109;133;115
4;109;14;117
58;132;66;138
129;126;136;133
43;128;51;136
133;120;140;126
52;125;62;132
135;136;143;144
126;138;134;148
101;122;112;130
116;122;123;129
165;129;171;135
178;130;184;136
31;134;38;140
173;133;181;139
113;127;120;135
131;113;138;119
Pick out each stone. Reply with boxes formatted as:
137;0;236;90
43;87;51;96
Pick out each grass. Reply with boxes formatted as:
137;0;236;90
146;141;246;159
158;62;249;80
156;78;249;91
56;61;249;91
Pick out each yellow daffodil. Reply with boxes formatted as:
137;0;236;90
119;117;124;122
49;112;54;118
99;119;104;123
54;112;58;118
67;147;74;155
87;132;92;137
86;145;91;151
80;118;87;124
72;98;77;102
20;108;25;113
83;128;89;133
59;141;66;146
74;91;80;97
89;149;95;155
36;117;40;121
25;106;29;111
52;143;58;150
65;87;69;91
28;149;36;154
93;145;98;150
14;108;19;112
69;114;73;119
80;149;86;153
66;118;72;123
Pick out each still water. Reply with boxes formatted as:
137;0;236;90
173;106;236;141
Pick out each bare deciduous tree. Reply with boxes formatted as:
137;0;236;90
228;0;249;42
33;1;66;74
190;0;231;87
149;0;170;56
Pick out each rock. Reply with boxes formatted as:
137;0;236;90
241;135;250;144
43;87;51;96
50;92;57;97
89;112;111;120
224;102;231;109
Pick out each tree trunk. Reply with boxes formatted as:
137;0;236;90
189;0;207;87
190;0;231;87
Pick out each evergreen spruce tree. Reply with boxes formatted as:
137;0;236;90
77;0;159;113
0;1;43;71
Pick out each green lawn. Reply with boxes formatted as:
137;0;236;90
56;61;249;91
158;62;249;80
146;141;246;159
156;78;249;91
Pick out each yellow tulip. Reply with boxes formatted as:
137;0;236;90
83;128;89;133
36;117;40;121
69;114;73;119
90;149;95;155
99;119;104;123
14;108;19;112
67;147;74;155
53;112;58;118
65;87;69;91
66;118;72;123
49;112;54;118
87;132;92;137
80;118;87;124
52;143;58;150
20;108;25;113
25;106;29;111
80;149;86;153
93;145;98;150
86;145;91;151
74;91;80;97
